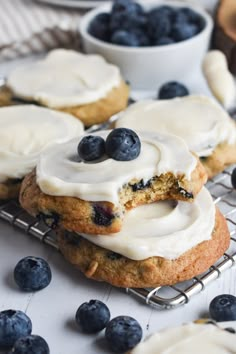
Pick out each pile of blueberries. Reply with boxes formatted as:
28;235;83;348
88;0;206;47
0;257;51;353
1;252;236;352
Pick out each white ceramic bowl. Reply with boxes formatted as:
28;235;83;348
79;0;213;90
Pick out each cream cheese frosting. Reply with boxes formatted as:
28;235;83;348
202;50;236;110
7;49;121;108
130;324;236;354
36;130;197;205
80;187;215;260
115;95;236;157
0;105;84;182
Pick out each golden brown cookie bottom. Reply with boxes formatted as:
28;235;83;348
201;143;236;179
19;160;207;235
59;80;130;126
3;80;130;127
0;179;22;200
58;209;230;288
57;208;230;288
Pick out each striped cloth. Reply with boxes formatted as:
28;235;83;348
0;0;85;61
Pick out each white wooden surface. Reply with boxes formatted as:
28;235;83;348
0;53;236;354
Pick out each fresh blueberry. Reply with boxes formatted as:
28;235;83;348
9;335;50;354
105;316;142;353
110;12;147;33
14;256;52;292
180;7;204;25
231;168;236;188
158;81;189;99
77;135;106;162
129;28;150;46
148;10;172;40
105;128;141;161
154;36;175;46
148;5;175;21
171;22;198;41
0;310;32;348
75;300;110;333
111;0;144;17
88;13;111;41
111;30;140;46
209;294;236;322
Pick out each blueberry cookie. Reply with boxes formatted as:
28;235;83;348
115;95;236;178
0;105;84;200
19;129;207;235
6;49;130;126
57;188;230;288
129;323;236;353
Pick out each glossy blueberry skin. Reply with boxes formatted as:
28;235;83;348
111;30;140;47
231;168;236;188
14;256;52;292
105;128;141;161
148;8;172;40
105;316;142;353
75;300;110;333
88;13;111;41
158;81;189;99
9;335;50;354
172;22;198;42
209;294;236;322
111;0;144;17
77;135;106;161
0;310;32;348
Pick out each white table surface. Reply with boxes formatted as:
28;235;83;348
0;56;236;354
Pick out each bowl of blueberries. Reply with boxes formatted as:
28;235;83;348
80;0;213;89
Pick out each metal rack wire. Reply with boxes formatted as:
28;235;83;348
0;166;236;309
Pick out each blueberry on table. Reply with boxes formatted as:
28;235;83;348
0;310;32;348
111;30;140;47
75;299;110;333
9;335;50;354
209;294;236;322
105;316;142;353
88;13;111;42
231;168;236;188
77;135;105;161
14;256;52;292
158;81;189;99
105;128;141;161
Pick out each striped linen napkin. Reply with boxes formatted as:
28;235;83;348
0;0;84;61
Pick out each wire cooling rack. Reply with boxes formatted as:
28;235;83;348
0;166;236;310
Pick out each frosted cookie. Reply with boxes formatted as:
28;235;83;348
115;95;236;178
0;105;84;200
57;188;230;287
6;49;129;126
19;129;207;235
129;323;236;354
202;50;236;110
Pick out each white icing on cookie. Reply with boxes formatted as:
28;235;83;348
115;95;236;157
36;130;197;205
7;49;121;108
203;50;236;110
80;187;215;260
131;323;236;354
0;105;84;182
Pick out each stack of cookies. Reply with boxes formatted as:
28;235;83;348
19;127;230;288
